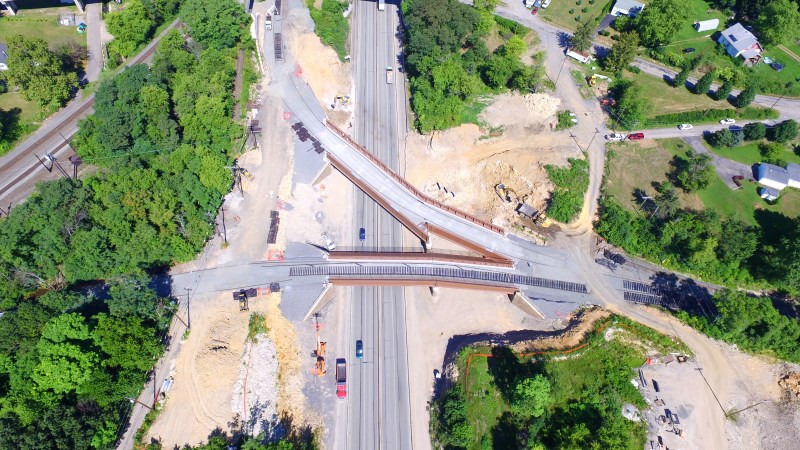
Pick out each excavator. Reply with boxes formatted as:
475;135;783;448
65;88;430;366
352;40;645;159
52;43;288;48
495;184;520;203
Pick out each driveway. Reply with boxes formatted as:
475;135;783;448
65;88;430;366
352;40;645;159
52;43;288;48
85;1;102;82
683;135;753;188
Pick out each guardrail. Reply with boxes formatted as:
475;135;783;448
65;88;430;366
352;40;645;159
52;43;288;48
325;121;504;235
328;250;514;268
290;265;588;293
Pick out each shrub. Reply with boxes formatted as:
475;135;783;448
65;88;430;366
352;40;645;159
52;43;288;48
760;142;788;165
736;85;757;108
715;78;735;101
743;122;766;141
694;70;715;95
643;107;778;128
569;8;575;14
589;0;596;3
673;66;690;88
627;64;641;74
582;7;589;12
577;0;583;5
575;15;582;21
545;158;589;223
599;30;610;36
307;0;350;60
611;34;619;40
771;119;798;143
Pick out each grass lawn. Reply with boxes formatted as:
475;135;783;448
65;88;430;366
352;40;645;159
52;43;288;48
708;140;800;167
0;11;86;50
539;0;613;31
665;0;727;46
607;138;800;225
625;70;723;113
0;91;42;156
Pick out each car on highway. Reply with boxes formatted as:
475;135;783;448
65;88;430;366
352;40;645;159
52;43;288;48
678;124;693;130
531;6;539;14
356;340;363;359
720;118;736;125
359;227;366;241
627;132;645;140
682;48;696;53
605;133;625;141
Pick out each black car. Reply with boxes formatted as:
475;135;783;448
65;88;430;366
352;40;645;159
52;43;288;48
682;48;696;53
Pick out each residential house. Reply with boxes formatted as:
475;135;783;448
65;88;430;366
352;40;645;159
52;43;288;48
611;0;645;17
756;162;800;191
693;19;719;33
717;23;763;65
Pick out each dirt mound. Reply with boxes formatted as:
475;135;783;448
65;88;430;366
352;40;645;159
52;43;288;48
195;316;247;391
509;307;611;353
479;92;560;138
778;372;800;400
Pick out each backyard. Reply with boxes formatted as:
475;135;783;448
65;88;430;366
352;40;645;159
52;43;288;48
708;140;800;167
539;0;612;31
606;138;800;225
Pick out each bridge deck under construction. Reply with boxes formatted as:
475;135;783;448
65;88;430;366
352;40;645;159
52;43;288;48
289;265;588;294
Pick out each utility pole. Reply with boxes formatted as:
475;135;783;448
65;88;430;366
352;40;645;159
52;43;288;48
185;287;192;330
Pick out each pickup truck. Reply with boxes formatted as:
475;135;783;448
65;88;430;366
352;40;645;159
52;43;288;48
335;359;347;398
386;66;394;84
265;14;272;31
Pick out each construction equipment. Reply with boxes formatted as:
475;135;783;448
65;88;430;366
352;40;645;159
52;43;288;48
494;184;519;203
587;73;613;86
233;290;248;311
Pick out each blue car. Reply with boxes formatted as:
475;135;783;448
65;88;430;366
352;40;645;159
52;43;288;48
356;340;363;359
359;228;366;241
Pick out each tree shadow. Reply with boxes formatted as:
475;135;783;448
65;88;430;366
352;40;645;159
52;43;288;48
649;272;714;316
749;209;796;282
491;411;521;449
0;107;22;145
487;346;527;402
557;31;571;50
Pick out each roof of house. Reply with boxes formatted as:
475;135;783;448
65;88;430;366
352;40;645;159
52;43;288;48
613;0;645;13
719;23;760;53
0;43;7;66
759;163;791;185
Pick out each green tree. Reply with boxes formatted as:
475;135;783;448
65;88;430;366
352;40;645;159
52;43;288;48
674;150;713;192
106;0;156;58
603;31;640;74
482;55;519;89
502;35;527;59
673;66;690;88
717;220;758;265
715;78;735;101
736;84;757;108
753;0;800;46
772;119;798;143
694;70;715;95
0;35;79;108
635;0;690;47
511;375;552;419
743;122;766;140
473;0;501;12
653;181;679;218
708;128;737;147
181;0;252;49
571;18;594;52
610;79;650;128
760;142;788;165
31;314;98;402
437;388;473;448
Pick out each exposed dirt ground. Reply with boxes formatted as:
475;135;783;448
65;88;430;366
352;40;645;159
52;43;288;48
405;286;557;450
405;93;581;234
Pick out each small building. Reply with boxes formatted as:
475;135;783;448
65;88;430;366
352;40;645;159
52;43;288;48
566;48;593;64
717;23;763;65
759;187;779;202
694;19;720;33
611;0;645;17
756;162;800;191
0;43;7;71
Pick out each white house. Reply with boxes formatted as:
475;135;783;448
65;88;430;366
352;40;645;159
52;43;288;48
566;48;593;64
611;0;645;17
756;162;800;191
759;187;779;202
694;19;719;33
717;23;763;65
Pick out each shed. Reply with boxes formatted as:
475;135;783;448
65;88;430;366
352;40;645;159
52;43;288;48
611;0;645;17
0;43;7;71
694;19;719;32
759;187;779;202
566;48;593;64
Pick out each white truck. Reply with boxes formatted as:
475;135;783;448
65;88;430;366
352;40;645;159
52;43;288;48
265;14;272;31
386;66;394;84
378;0;385;11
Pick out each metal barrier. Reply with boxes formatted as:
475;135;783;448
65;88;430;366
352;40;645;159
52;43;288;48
623;291;664;306
289;265;588;293
324;121;504;235
622;280;662;295
327;251;514;268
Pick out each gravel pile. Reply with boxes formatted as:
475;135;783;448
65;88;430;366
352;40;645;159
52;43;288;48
231;336;280;438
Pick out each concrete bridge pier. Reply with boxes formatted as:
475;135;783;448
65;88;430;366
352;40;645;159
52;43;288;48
0;0;18;15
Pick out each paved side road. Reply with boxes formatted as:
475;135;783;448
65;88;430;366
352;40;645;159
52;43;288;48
85;1;103;82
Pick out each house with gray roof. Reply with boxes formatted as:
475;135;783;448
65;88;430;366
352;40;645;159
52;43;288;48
757;162;800;191
611;0;645;17
717;23;763;65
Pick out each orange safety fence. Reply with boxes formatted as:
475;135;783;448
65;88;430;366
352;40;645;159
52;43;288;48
325;121;504;235
463;319;652;390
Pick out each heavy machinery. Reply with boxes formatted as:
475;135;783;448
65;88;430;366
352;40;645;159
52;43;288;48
586;73;613;86
494;184;519;203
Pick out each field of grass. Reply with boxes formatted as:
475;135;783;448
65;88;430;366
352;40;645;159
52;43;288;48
0;92;42;156
708;140;800;166
0;11;86;50
539;0;612;31
607;138;800;225
625;70;722;113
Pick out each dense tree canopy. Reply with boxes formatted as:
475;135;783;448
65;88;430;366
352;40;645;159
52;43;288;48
753;0;800;46
635;0;690;47
610;79;650;128
106;0;156;58
181;0;251;50
0;35;79;109
603;32;640;74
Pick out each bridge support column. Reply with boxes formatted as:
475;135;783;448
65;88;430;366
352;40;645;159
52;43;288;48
303;283;335;321
429;286;441;298
510;292;544;319
73;0;85;13
0;0;18;15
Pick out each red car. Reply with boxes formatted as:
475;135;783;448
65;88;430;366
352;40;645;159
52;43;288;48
627;132;645;140
531;7;539;14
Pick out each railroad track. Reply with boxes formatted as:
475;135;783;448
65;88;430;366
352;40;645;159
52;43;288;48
0;20;179;201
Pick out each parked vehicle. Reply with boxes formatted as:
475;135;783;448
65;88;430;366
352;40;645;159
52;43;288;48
336;359;347;398
322;232;336;251
627;132;645;140
531;6;539;14
359;227;366;241
682;48;696;53
678;123;693;130
541;0;552;7
605;133;625;141
524;0;535;7
265;14;272;30
533;0;542;7
386;66;394;84
356;340;363;359
719;118;736;125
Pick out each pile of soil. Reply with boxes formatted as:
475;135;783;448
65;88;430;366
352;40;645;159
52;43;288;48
778;372;800;400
